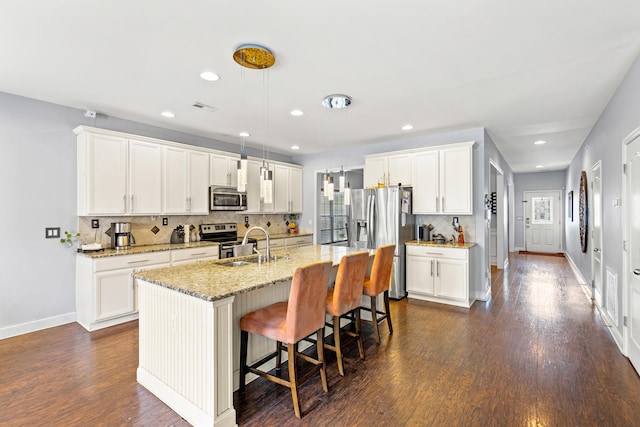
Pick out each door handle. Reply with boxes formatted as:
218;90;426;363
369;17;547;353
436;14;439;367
633;269;640;276
594;248;601;253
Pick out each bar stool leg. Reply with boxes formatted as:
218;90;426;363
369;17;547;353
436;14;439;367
355;309;365;360
275;340;282;372
287;343;301;418
316;329;328;392
370;295;381;344
384;290;393;334
333;316;345;376
239;330;248;393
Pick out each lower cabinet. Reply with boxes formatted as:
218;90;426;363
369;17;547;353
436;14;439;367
405;244;475;308
256;235;313;251
76;246;218;331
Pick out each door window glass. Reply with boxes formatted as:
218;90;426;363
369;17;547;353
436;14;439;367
531;197;553;224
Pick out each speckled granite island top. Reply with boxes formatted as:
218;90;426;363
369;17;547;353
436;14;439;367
405;240;476;249
78;241;219;258
133;245;372;302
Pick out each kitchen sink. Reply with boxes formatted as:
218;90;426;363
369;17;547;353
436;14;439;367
218;256;262;267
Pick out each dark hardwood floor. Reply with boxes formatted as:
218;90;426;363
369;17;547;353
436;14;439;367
2;253;640;426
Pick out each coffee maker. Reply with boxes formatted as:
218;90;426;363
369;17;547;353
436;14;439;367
111;222;135;249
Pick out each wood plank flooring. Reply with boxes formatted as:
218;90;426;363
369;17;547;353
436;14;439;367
2;253;640;426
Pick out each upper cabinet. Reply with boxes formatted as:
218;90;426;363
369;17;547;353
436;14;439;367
164;147;210;215
412;143;473;215
210;153;239;188
274;164;303;213
77;130;162;216
364;153;412;188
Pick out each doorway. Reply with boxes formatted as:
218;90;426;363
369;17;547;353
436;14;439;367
591;161;603;307
489;160;506;269
623;128;640;375
523;190;562;253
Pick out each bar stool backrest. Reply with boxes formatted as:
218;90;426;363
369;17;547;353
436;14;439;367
367;244;395;295
329;252;370;314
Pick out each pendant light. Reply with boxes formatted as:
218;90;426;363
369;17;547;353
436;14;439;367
339;166;345;192
344;181;351;205
327;176;335;201
237;134;248;192
322;170;329;198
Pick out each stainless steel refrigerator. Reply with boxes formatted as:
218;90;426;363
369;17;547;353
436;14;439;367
348;187;415;299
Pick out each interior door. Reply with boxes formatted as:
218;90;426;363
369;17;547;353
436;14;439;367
626;134;640;374
591;162;603;306
524;190;561;253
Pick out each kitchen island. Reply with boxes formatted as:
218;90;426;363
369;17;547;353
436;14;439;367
133;245;371;427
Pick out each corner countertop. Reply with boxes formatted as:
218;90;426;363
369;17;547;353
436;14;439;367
133;245;372;302
77;241;219;259
405;240;476;249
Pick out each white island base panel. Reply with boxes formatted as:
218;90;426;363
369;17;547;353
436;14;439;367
137;280;237;427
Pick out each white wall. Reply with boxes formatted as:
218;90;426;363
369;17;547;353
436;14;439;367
564;54;640;344
0;91;293;338
513;170;567;250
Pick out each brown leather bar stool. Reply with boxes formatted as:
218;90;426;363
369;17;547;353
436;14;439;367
239;261;332;419
361;244;395;344
324;251;370;376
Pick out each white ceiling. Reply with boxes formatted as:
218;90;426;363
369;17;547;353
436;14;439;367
2;1;640;172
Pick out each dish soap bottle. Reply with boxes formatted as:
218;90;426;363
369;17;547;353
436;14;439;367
457;226;465;244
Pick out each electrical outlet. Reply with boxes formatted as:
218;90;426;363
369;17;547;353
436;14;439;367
91;219;100;228
45;227;60;239
244;216;249;223
162;217;168;226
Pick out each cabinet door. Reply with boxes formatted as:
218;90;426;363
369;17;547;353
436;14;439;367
94;269;135;321
274;164;290;213
440;145;472;214
129;139;162;214
85;133;128;215
406;255;435;295
364;157;387;188
435;259;467;300
188;150;210;214
163;146;189;214
210;153;232;187
289;167;303;212
412;151;440;214
387;154;412;187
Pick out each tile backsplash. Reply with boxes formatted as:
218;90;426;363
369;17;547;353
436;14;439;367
415;214;476;243
78;212;299;247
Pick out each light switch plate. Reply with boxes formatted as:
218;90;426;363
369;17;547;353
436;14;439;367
45;227;60;238
162;217;168;226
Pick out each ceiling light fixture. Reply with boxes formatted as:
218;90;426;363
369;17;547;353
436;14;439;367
200;71;220;81
534;140;546;145
536;165;543;168
290;109;304;116
322;94;352;109
239;131;251;137
161;111;175;118
402;124;413;131
291;145;300;150
233;44;275;69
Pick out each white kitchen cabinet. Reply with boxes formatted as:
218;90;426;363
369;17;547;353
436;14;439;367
405;244;475;308
210;153;239;188
76;129;162;216
274;164;303;213
164;147;210;214
246;160;275;213
412;142;473;215
364;153;412;188
76;251;171;331
170;246;219;266
257;235;313;251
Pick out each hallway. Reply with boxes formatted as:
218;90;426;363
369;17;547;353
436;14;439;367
1;253;639;426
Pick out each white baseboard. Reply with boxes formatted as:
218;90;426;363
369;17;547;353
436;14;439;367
564;252;587;286
0;312;77;340
514;246;525;252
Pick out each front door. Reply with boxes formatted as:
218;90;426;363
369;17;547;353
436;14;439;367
626;133;640;375
591;162;603;306
524;190;562;253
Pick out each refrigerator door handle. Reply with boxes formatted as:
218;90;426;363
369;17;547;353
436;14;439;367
367;192;375;248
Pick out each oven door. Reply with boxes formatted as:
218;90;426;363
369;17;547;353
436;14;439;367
210;187;247;211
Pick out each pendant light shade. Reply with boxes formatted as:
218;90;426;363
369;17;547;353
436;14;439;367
344;182;351;205
327;177;335;201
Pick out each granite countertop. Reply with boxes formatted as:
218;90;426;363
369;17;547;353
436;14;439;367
133;245;373;302
245;231;313;240
405;240;476;249
78;241;219;259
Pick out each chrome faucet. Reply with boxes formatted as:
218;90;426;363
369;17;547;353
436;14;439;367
242;226;270;262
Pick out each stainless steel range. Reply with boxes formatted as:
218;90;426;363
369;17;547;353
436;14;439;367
199;223;257;258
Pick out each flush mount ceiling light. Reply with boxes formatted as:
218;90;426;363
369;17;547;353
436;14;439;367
534;140;547;145
291;145;300;150
536;165;543;168
290;109;304;116
233;43;275;69
322;94;352;109
200;71;220;81
402;124;414;131
161;111;175;118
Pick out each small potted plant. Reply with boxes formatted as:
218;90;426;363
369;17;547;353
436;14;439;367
60;231;81;249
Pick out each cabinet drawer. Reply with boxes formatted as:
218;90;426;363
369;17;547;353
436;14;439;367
406;245;468;260
257;238;285;250
94;252;171;272
286;235;313;247
171;246;218;263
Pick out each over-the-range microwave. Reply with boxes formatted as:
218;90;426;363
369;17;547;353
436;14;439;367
210;186;247;211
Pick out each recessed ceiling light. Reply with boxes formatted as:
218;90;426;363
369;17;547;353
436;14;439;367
322;94;352;109
290;109;304;116
536;165;543;168
239;131;250;137
291;145;300;150
534;140;546;145
402;124;413;131
200;71;220;81
161;111;175;118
